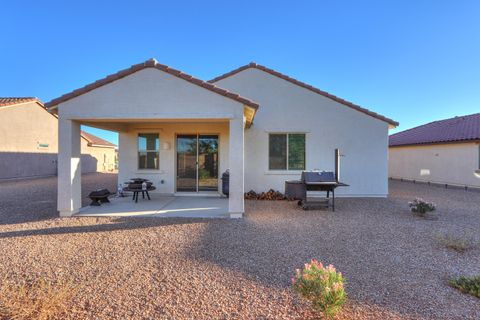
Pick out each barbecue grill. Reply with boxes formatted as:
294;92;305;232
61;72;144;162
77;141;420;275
297;149;349;211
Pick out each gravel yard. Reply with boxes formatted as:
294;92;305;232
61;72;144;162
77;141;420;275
0;175;479;319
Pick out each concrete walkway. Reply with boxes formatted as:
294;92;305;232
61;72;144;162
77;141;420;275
77;193;229;218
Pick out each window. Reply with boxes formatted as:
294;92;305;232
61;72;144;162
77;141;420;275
138;133;159;169
269;133;305;170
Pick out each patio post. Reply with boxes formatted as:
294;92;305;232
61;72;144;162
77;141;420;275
228;116;245;218
57;119;82;216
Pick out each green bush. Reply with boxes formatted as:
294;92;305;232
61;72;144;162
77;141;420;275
292;259;346;318
409;198;436;216
449;275;480;298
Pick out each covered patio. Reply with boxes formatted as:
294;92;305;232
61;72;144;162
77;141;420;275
78;194;229;218
45;59;259;218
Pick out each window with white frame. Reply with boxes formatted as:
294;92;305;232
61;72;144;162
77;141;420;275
268;133;305;170
138;133;159;169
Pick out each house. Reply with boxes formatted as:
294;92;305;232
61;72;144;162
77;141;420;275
45;59;398;217
0;97;117;180
389;113;480;188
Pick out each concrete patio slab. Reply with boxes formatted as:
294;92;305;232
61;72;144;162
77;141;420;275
77;193;229;218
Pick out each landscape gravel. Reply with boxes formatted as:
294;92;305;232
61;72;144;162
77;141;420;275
0;175;479;319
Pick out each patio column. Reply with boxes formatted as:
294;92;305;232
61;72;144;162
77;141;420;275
228;117;245;218
57;119;82;216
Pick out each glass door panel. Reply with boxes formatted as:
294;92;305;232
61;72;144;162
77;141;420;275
198;135;219;191
176;135;197;192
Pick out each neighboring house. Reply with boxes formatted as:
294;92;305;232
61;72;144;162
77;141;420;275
45;59;398;217
389;113;480;188
0;97;117;180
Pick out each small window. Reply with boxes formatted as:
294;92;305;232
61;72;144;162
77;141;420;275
138;133;159;169
269;133;305;170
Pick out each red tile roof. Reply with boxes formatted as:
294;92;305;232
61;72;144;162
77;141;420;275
81;131;117;148
45;59;259;111
389;113;480;147
209;62;398;127
0;97;40;107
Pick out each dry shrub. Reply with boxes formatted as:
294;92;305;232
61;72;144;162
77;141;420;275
449;275;480;298
0;278;76;320
436;233;478;253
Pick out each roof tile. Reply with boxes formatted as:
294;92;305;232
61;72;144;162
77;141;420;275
81;131;117;147
45;59;259;110
209;63;398;126
389;113;480;147
0;97;39;107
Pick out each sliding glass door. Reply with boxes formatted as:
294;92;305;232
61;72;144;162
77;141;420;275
176;134;218;192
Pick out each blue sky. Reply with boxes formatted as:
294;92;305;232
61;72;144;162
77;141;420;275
1;0;479;145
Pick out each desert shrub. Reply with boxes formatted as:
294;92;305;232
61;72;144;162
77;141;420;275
436;233;478;253
0;278;76;320
449;275;480;298
409;198;436;216
292;259;346;319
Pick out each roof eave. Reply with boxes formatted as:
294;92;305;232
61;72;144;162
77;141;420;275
209;63;399;127
44;59;260;112
88;143;117;149
389;139;480;148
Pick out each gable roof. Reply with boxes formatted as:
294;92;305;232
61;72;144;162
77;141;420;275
389;113;480;147
81;130;116;148
0;97;40;107
1;97;117;148
209;62;398;127
45;59;259;111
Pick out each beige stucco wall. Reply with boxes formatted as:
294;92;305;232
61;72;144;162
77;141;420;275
56;67;245;194
389;142;480;187
56;66;392;197
118;122;229;194
0;101;59;153
214;68;391;196
57;68;245;121
56;67;247;215
0;101;115;179
82;140;117;172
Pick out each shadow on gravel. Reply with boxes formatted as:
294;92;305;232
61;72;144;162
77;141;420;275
184;189;480;320
0;217;202;238
0;173;118;225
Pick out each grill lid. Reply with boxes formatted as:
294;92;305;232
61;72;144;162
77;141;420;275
301;171;336;183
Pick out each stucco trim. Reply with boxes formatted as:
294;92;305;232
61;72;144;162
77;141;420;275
209;62;399;127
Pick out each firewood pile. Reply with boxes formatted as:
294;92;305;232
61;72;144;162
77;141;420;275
244;189;286;200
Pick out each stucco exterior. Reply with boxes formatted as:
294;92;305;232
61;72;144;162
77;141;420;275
50;59;395;217
118;122;229;194
0;101;116;179
53;66;246;216
389;142;480;187
213;68;390;196
0;101;59;153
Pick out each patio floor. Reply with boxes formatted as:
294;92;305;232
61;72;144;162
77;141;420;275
77;193;229;218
